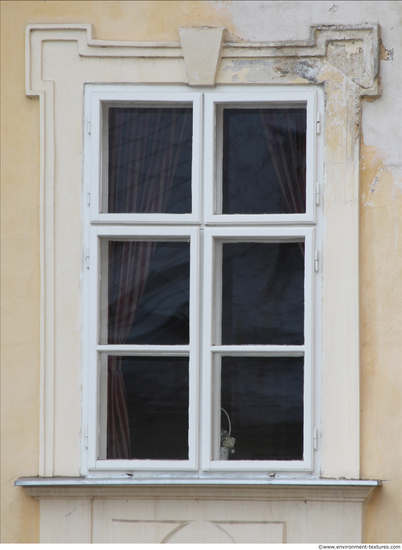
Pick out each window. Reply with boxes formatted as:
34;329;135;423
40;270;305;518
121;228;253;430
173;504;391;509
84;85;321;475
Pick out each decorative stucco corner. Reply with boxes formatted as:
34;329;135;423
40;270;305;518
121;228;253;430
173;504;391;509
179;27;225;86
219;24;380;98
312;25;380;97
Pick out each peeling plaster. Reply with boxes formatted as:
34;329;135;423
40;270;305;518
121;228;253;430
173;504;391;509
361;136;402;192
223;59;280;83
327;41;364;81
274;60;319;83
370;176;379;193
224;58;320;84
380;40;394;61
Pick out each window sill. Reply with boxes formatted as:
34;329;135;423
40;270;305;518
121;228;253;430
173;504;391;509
16;476;381;502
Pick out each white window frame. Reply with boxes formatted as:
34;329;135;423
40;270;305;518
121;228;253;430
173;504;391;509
87;225;200;471
204;91;317;225
87;89;203;225
202;227;315;472
83;84;323;477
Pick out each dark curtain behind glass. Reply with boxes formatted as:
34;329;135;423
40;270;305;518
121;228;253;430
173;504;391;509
106;107;192;459
222;108;306;215
108;107;192;214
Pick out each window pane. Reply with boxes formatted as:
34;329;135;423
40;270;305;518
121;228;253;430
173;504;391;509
106;241;190;345
220;356;304;461
107;356;189;460
108;107;192;213
222;242;304;345
222;108;306;214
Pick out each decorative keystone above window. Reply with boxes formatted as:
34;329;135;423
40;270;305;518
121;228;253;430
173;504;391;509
179;27;225;86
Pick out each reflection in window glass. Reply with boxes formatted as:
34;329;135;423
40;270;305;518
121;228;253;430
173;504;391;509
220;356;304;460
222;242;304;345
107;357;189;460
107;241;190;345
222;108;306;214
108;107;192;213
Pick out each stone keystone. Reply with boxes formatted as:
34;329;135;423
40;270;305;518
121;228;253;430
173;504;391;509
179;27;225;86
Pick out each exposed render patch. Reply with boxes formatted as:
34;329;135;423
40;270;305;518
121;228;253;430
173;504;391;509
223;59;278;83
327;41;364;82
370;177;379;194
274;61;318;83
225;59;319;84
380;40;394;61
293;61;317;82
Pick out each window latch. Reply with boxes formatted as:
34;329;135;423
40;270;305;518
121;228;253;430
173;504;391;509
316;112;321;135
314;249;319;272
313;427;318;450
87;113;91;135
315;183;320;206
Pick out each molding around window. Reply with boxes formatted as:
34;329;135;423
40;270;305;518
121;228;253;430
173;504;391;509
25;23;380;479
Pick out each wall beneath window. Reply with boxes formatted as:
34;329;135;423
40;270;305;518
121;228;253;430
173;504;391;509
1;0;401;543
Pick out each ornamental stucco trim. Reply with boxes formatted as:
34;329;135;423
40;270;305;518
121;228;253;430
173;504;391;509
26;23;380;92
25;24;380;479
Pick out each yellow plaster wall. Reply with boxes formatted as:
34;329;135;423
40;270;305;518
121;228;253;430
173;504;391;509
1;1;401;543
360;140;402;542
1;3;41;543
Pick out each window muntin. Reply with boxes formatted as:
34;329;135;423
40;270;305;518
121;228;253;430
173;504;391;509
86;86;318;474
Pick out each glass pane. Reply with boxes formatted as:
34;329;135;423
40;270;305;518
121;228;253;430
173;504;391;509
106;241;189;345
222;242;304;345
107;356;189;460
108;107;192;213
220;356;304;461
222;108;306;214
